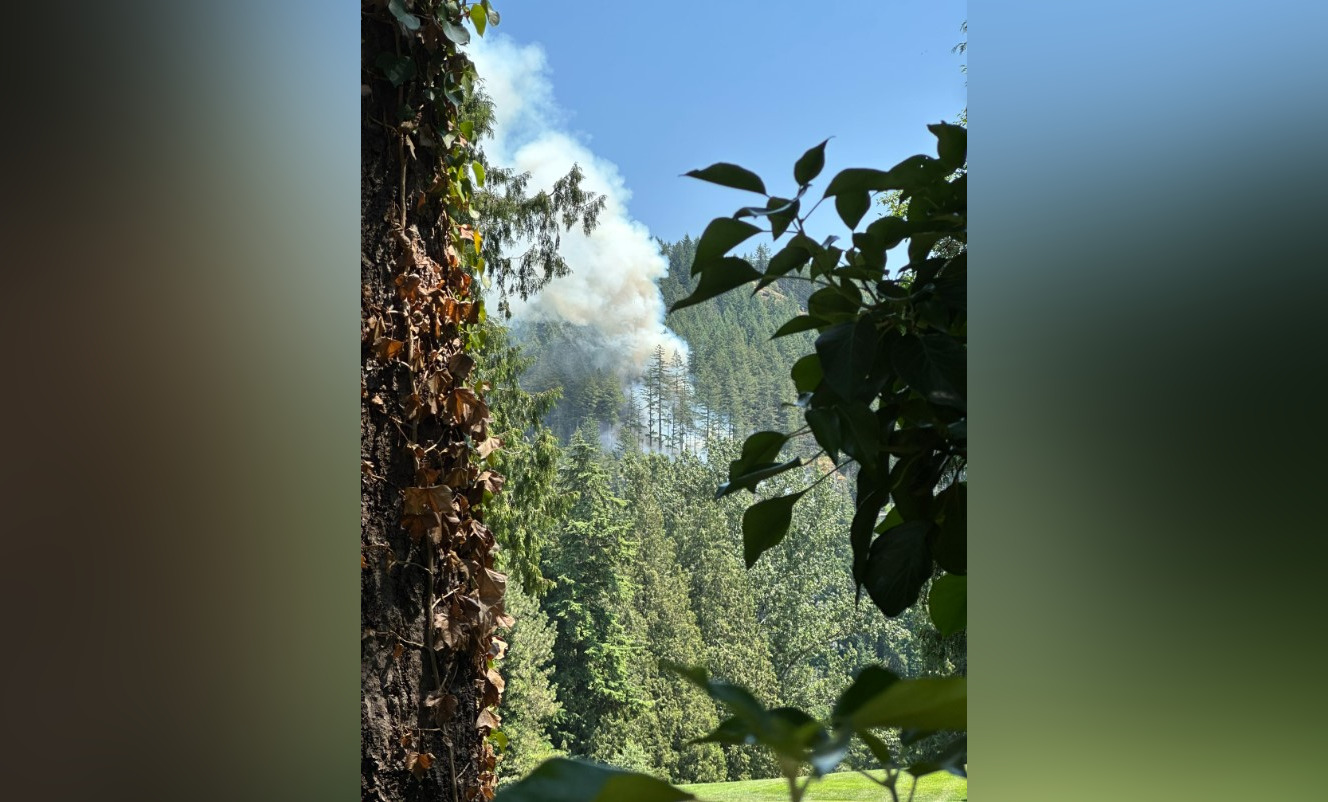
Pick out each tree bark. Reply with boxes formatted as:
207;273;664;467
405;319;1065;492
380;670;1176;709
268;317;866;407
361;11;506;801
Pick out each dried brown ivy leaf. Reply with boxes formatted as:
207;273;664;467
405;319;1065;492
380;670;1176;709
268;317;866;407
374;338;404;361
426;691;459;725
476;708;500;732
407;751;434;778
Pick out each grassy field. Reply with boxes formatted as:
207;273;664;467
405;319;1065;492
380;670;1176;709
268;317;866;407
676;770;967;802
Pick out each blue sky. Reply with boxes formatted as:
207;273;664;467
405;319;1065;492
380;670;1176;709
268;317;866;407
477;0;967;244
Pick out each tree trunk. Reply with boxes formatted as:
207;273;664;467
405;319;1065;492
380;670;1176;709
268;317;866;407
361;9;507;801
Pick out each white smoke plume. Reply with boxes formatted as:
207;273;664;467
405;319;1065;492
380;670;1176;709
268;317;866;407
467;34;688;380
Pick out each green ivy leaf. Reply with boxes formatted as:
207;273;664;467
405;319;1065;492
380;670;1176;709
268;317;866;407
472;161;486;187
469;3;488;35
863;520;933;617
684;162;767;195
670;257;761;312
375;52;416;87
388;0;421;31
742;491;806;568
492;758;695;802
928;573;966;636
691;218;762;275
440;17;471;45
795;139;830;186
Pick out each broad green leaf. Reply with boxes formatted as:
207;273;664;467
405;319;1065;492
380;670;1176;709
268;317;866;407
809;245;844;279
733;430;789;469
724;431;788;492
670;257;761;312
824;167;894;197
684;162;767;195
665;663;769;727
807;729;852;777
833;665;900;722
863;521;933;617
440;18;471;45
856;729;894;768
492;758;695;802
795;139;830;186
469;3;488;35
849;486;888;584
472;161;486;187
375;52;416;87
805;407;842;462
692;218;762;275
932;735;968;778
742;491;805;568
928;123;967;171
768;196;800;239
836;190;871;230
694;716;755;746
928;573;966;636
931;481;966;574
891;333;966;410
807;285;860;322
864;215;914;250
816;318;879;402
770;314;821;338
837;402;881;473
791;353;823;394
757;243;811;290
717;458;803;498
886;154;951;193
388;0;421;31
735;196;796;219
848;676;967;732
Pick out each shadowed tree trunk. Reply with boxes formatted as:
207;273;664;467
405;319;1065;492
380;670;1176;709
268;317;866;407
361;7;509;801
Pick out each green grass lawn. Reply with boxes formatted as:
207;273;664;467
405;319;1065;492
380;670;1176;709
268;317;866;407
677;770;967;802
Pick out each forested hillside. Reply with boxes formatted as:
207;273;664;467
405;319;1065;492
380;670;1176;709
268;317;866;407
483;239;963;785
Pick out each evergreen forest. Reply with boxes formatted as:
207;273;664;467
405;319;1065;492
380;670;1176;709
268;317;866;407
481;239;966;786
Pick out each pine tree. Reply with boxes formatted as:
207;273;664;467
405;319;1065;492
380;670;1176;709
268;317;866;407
540;430;643;756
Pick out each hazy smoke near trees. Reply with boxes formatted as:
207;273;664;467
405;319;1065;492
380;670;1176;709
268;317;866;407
468;34;687;381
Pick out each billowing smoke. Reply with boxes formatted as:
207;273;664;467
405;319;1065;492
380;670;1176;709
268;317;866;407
467;34;687;380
